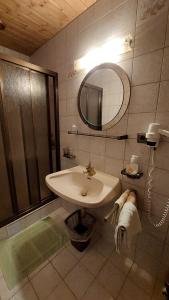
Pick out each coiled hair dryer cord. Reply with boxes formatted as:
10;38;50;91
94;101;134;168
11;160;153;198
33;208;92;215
145;149;169;227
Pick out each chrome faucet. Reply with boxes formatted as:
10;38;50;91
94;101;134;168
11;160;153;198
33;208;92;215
83;161;96;177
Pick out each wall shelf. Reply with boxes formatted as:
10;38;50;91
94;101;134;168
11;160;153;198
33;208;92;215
68;131;128;140
121;169;143;179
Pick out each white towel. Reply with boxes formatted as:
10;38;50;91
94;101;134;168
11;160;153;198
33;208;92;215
114;194;142;253
104;189;130;226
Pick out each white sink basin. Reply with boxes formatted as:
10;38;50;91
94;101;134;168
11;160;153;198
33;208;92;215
46;165;121;208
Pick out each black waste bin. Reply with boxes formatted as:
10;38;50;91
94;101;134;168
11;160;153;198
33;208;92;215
64;209;96;252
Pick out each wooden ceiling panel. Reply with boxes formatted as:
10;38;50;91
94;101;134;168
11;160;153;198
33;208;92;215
0;0;96;55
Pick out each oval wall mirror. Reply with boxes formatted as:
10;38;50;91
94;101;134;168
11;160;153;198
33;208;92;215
77;63;130;131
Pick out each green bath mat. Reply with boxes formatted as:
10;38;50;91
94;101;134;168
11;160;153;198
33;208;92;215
0;217;69;289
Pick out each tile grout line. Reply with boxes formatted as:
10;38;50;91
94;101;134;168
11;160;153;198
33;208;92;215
154;6;169;120
50;246;80;299
144;6;169;297
61;236;114;299
27;277;41;300
118;0;138;281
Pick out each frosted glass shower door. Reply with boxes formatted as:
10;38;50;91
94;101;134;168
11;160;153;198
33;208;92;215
0;59;59;225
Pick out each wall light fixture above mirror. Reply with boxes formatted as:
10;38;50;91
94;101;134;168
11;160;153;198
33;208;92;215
74;34;133;72
77;63;130;131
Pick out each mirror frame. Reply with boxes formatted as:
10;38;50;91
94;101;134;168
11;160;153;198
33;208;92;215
77;63;130;130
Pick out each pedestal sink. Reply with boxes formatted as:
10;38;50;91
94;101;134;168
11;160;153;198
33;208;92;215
46;165;121;208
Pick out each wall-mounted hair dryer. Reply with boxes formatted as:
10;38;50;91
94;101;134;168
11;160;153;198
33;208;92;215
137;123;169;228
137;123;169;148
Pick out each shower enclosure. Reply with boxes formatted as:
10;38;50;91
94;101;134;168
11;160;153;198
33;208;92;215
0;54;60;227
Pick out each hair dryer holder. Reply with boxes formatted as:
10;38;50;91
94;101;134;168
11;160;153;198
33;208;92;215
137;123;169;148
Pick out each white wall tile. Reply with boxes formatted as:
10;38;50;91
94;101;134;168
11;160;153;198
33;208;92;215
155;142;169;171
90;138;105;156
90;154;105;171
106;113;128;136
134;0;168;56
129;83;159;113
132;50;163;85
156;112;169;131
118;58;133;80
161;47;169;80
0;46;29;62
144;191;169;226
125;138;150;165
165;14;169;46
105;140;125;160
157;80;169;112
127;112;155;138
78;5;95;33
141;212;168;242
76;150;90;166
105;157;123;178
151;168;169;198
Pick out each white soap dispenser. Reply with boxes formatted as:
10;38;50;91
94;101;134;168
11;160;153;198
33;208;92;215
126;155;139;175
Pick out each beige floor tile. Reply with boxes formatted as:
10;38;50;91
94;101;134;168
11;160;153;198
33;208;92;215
11;282;38;300
136;232;163;259
110;251;133;275
66;242;86;260
51;248;78;278
82;280;114;300
92;238;114;258
31;263;61;300
81;248;106;276
28;260;49;279
48;244;68;262
118;277;151;300
51;207;70;220
128;250;159;295
65;263;94;299
47;281;76;300
97;260;126;298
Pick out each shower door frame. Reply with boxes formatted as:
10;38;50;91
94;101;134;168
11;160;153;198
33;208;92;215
0;53;61;227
